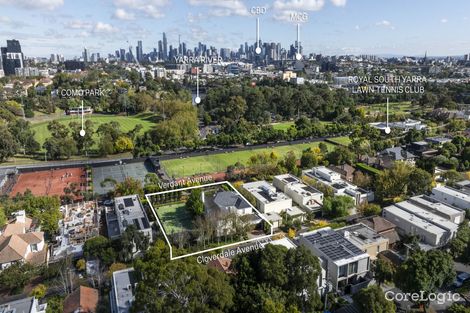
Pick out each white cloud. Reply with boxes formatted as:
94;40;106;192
441;18;448;23
330;0;347;7
354;25;360;30
65;20;93;29
65;20;93;30
113;8;135;20
376;20;395;30
273;0;326;11
188;0;249;16
273;10;302;22
113;0;168;19
0;0;63;10
94;22;119;33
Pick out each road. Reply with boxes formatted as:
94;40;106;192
0;136;336;172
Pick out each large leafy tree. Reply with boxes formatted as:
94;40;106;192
322;195;354;218
0;263;35;294
353;285;395;313
394;250;455;305
376;162;433;202
186;188;204;216
231;244;322;313
4;192;61;234
117;225;150;262
449;222;470;260
373;259;395;285
83;235;116;266
132;242;234;313
0;124;19;162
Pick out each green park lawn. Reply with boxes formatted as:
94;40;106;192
271;120;332;131
156;202;193;234
362;101;417;116
327;136;352;146
162;141;335;178
31;113;156;150
271;121;295;131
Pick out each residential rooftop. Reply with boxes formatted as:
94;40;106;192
213;191;251;211
111;268;137;313
243;181;291;204
337;223;388;248
107;195;151;240
383;205;448;235
409;195;464;217
300;228;366;262
393;200;458;232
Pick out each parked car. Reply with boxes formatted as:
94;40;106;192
453;272;470;288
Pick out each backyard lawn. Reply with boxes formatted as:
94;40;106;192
156;202;193;234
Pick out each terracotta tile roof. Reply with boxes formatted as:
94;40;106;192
362;216;396;233
18;232;43;244
2;223;26;236
63;286;99;313
208;257;232;273
0;232;45;264
0;234;28;264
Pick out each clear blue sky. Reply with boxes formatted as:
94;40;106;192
0;0;469;58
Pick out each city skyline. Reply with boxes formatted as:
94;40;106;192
0;0;469;58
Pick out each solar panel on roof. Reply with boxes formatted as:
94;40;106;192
304;230;364;260
123;198;134;207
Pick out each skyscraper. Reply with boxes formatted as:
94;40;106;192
137;40;143;62
1;39;24;76
162;32;168;61
0;52;4;78
158;40;163;60
83;47;89;63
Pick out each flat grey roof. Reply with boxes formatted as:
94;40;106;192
243;181;290;204
107;195;150;239
112;268;137;313
433;186;470;201
394;200;458;231
383;205;447;235
410;195;463;216
337;223;388;247
0;297;34;313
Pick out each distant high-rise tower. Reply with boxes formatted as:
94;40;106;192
158;40;163;60
162;32;168;61
83;47;89;63
137;40;143;62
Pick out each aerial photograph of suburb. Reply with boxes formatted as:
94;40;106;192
1;0;470;312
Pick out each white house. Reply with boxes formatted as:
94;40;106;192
242;181;292;214
431;186;470;210
273;174;323;212
303;166;374;206
383;205;450;247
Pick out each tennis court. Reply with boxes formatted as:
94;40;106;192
10;167;86;199
92;161;154;195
